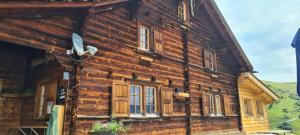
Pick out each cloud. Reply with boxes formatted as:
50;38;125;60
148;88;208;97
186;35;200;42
214;0;300;82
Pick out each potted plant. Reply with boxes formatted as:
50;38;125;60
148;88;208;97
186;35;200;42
90;120;126;135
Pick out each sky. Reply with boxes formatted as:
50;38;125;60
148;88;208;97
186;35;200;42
214;0;300;82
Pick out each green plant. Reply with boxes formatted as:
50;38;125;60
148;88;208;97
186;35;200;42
278;122;293;130
91;120;126;134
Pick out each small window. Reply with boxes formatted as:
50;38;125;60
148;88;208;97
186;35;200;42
209;94;215;115
38;85;46;118
244;99;253;116
215;95;222;116
204;50;216;70
130;85;142;115
178;1;187;21
256;100;264;117
145;87;156;114
139;26;150;51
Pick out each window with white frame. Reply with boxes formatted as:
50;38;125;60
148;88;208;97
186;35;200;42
129;84;157;117
146;87;156;114
139;26;150;51
130;85;141;115
215;95;222;116
178;1;187;21
209;94;215;115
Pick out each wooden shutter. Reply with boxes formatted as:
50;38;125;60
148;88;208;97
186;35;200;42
161;87;173;116
223;94;231;116
203;49;210;68
202;93;210;116
154;29;164;55
112;81;130;117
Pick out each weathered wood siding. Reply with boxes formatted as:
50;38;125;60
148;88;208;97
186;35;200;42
0;16;75;135
74;0;242;134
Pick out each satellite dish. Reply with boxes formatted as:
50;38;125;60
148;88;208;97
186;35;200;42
72;33;84;56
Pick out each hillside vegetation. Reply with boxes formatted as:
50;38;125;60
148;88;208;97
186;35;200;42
263;81;300;134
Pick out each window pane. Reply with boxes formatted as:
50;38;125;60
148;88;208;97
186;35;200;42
146;105;150;113
130;105;135;113
136;105;141;113
151;105;155;113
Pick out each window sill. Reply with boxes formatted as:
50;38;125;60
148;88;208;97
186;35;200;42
129;114;160;119
136;49;160;58
204;68;218;73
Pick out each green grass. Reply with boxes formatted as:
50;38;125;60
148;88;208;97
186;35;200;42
262;81;300;134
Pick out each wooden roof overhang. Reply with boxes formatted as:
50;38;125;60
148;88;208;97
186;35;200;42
202;0;253;72
0;0;130;18
238;72;279;104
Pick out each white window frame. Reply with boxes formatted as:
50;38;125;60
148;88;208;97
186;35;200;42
139;26;150;51
130;85;142;117
38;85;46;118
178;1;187;21
145;86;156;116
209;94;215;116
215;95;222;116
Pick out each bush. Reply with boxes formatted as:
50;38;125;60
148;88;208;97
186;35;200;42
90;120;126;134
283;108;289;113
278;122;293;130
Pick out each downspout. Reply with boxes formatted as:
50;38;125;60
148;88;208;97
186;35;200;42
182;25;191;135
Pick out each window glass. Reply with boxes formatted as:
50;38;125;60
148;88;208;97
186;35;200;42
146;87;156;114
130;85;141;114
139;26;149;51
215;95;222;116
256;100;264;117
209;94;215;115
244;99;253;116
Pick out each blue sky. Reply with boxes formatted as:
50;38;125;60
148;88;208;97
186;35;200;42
214;0;300;82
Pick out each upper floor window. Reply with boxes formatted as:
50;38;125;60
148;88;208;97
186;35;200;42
204;49;216;71
139;26;150;51
256;99;264;117
244;98;253;116
178;1;188;21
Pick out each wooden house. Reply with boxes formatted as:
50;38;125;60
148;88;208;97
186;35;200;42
238;73;279;134
0;0;257;135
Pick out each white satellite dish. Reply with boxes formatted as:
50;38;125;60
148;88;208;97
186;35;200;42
72;33;85;56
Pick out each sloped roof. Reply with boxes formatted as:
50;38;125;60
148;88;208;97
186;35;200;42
239;72;279;102
202;0;253;71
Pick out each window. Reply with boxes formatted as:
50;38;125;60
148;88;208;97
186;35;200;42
203;50;216;70
145;87;156;114
256;100;264;117
139;26;150;51
207;94;223;116
244;98;253;116
38;85;46;118
34;80;58;119
178;1;187;21
112;81;173;118
215;95;222;116
209;94;215;115
129;84;157;117
130;85;141;115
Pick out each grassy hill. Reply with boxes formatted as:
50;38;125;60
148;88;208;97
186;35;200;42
262;81;300;134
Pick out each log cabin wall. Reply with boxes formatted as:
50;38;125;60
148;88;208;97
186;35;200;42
74;0;243;134
0;16;76;135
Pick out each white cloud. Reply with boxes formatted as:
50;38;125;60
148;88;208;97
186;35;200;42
214;0;300;82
